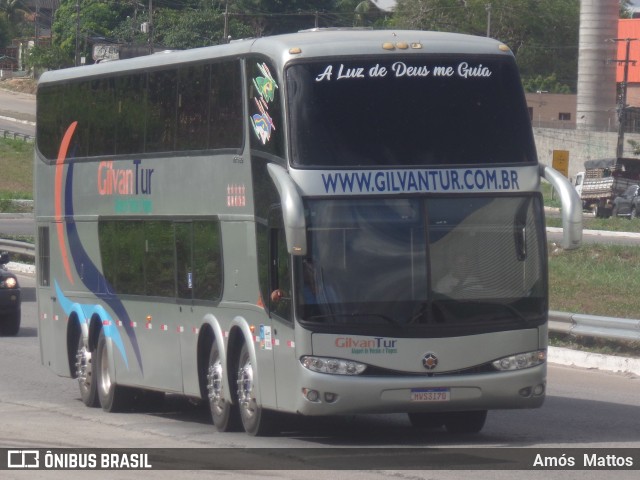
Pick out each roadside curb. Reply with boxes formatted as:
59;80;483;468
548;346;640;376
0;114;35;126
546;226;640;239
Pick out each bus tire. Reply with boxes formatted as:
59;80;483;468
236;343;277;436
76;334;99;407
207;341;241;432
407;412;444;429
443;410;487;434
95;329;133;412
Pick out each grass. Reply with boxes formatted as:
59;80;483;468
547;215;640;233
548;242;640;318
0;138;33;201
544;179;640;328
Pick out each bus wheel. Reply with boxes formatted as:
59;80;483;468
407;412;444;429
594;203;603;218
443;410;487;434
236;343;277;436
207;342;240;431
75;334;99;407
95;329;133;412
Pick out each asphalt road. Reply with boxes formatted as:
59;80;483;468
0;215;34;236
0;87;35;120
0;87;35;138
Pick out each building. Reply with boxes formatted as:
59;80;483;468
526;92;577;130
23;0;60;40
617;19;640;107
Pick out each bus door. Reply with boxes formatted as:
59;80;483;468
36;224;66;374
267;209;298;411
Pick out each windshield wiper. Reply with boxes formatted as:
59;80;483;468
455;300;529;324
408;301;454;324
409;302;430;324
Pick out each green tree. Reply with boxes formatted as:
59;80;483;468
0;0;30;45
0;15;10;48
392;0;580;92
25;43;73;71
152;4;252;48
522;73;571;94
52;0;130;64
229;0;335;36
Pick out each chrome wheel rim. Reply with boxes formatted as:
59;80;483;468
75;343;92;393
237;358;257;420
207;359;225;415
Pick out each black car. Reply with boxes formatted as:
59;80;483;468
612;184;640;219
0;251;21;336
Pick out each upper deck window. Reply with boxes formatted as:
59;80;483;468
36;60;243;161
286;55;536;168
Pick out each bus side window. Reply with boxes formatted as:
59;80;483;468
268;211;292;322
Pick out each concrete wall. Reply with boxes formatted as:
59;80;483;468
534;127;640;181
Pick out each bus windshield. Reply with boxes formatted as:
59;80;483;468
286;56;536;168
295;196;546;335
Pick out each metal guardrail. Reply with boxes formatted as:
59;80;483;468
1;239;638;342
0;238;35;256
549;311;640;342
0;128;33;142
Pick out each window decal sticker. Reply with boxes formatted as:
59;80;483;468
314;61;493;82
250;62;278;145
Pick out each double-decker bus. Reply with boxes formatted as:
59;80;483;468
35;29;582;436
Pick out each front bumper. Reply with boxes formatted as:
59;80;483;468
292;363;546;416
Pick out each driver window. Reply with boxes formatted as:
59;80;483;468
269;209;292;322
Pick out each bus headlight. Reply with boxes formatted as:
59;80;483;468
492;350;546;371
301;356;367;375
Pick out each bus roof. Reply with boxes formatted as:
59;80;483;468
38;29;513;86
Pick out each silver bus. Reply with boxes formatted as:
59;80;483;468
35;29;582;436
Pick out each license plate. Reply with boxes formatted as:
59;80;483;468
410;387;450;402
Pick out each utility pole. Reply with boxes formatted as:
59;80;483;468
485;3;492;38
75;0;80;66
223;0;229;43
148;0;153;53
611;37;638;159
34;0;40;47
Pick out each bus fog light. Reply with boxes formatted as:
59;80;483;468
519;387;532;397
302;388;320;402
324;392;338;403
492;350;546;371
301;356;366;375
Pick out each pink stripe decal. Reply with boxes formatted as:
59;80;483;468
54;122;78;285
